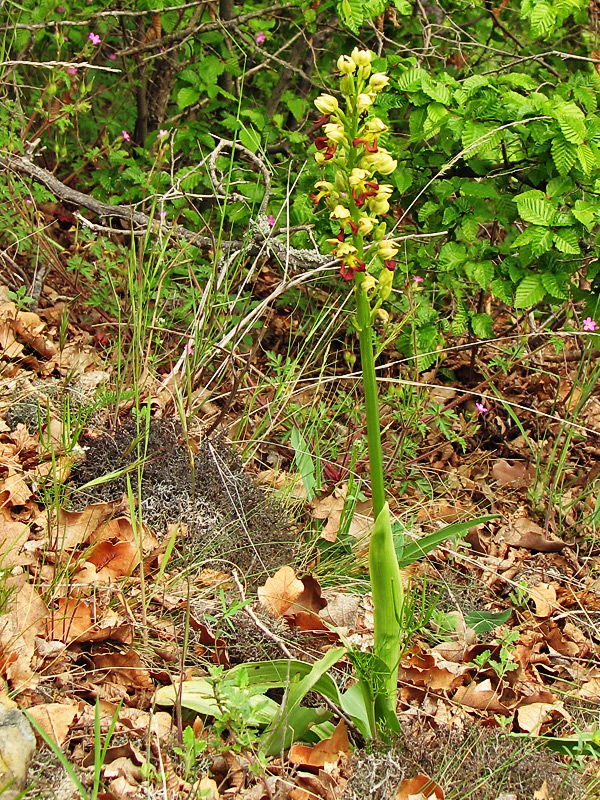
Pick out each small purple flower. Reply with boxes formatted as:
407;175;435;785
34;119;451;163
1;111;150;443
109;53;116;61
159;210;167;220
88;32;101;45
412;275;424;283
475;402;488;414
26;199;32;205
158;129;168;138
67;66;77;75
255;31;266;45
267;214;276;227
122;130;130;142
57;5;65;11
583;316;598;332
183;339;195;356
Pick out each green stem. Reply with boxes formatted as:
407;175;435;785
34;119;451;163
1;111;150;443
355;279;386;518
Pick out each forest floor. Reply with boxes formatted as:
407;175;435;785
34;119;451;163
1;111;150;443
1;252;600;800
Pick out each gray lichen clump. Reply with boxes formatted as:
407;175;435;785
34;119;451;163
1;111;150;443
69;417;297;577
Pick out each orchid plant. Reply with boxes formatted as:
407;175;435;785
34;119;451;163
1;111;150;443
310;48;405;720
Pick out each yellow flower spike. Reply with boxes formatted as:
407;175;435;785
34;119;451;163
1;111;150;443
330;204;351;220
314;94;339;115
337;54;356;74
377;240;399;260
336;241;359;257
368;73;390;93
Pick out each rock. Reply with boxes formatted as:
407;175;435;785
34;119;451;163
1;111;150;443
0;694;36;798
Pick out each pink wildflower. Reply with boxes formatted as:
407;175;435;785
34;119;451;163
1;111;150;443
158;129;168;138
412;275;424;283
475;402;488;414
255;31;266;45
267;214;276;227
583;316;598;332
67;66;77;75
109;53;116;60
88;32;101;45
159;211;167;220
57;5;65;12
122;130;130;142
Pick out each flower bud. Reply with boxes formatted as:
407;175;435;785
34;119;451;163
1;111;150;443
330;204;351;220
368;73;390;93
369;196;390;215
314;94;339;115
356;93;373;113
376;307;390;324
364;117;388;135
351;48;372;67
337;54;356;74
340;75;351;95
357;216;375;235
361;274;377;293
378;240;399;260
314;151;326;165
323;122;346;143
378;269;394;301
362;151;397;175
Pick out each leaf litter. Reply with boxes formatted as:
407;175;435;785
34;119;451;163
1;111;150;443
0;283;599;799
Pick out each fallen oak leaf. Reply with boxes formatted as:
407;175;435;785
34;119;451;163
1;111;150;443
27;701;80;746
528;582;558;618
499;518;565;553
289;720;350;768
396;773;444;800
258;566;304;617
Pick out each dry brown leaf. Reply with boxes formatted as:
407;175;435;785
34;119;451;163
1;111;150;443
0;506;32;565
258;566;304;617
396;773;444;800
0;580;48;690
92;650;153;690
196;777;219;800
49;501;121;551
289;720;349;768
528;582;558;618
48;598;93;643
492;460;535;487
319;591;361;634
500;518;565;552
27;701;80;746
516;702;558;735
533;781;551;800
453;679;513;714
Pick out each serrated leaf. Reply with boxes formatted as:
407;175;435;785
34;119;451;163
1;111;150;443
392;0;412;13
439;241;467;271
577;143;595;175
541;272;568;299
515;190;556;226
462;120;502;156
572;200;597;231
177;86;200;111
339;0;364;33
491;278;513;303
421;78;452;106
551;136;577;176
452;310;469;336
515;274;546;308
555;102;586;145
553;228;580;254
397;68;429;92
472;261;495;289
471;313;494;339
529;1;557;36
462;75;489;94
512;225;553;256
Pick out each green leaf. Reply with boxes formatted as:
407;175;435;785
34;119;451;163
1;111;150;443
291;428;317;502
471;313;493;338
514;190;556;226
553;228;580;254
464;608;511;635
515;274;546;308
541;272;568;299
421;78;452;106
551;136;577;176
238;125;261;153
572;199;597;231
398;515;498;569
512;225;553;256
471;260;494;289
577;143;595;175
529;1;557;36
439;241;467;271
462;75;489;94
392;0;412;13
555;102;586;145
176;86;200;111
396;68;429;91
491;278;513;304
